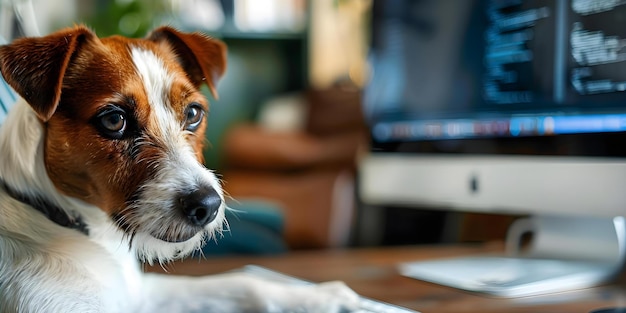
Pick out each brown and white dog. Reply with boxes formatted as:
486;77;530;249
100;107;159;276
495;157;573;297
0;26;357;312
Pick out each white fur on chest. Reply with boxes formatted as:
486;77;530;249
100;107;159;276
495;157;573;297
0;199;144;312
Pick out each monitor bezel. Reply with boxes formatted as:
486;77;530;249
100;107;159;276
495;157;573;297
359;153;626;218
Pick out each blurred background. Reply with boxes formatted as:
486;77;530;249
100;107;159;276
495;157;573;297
1;0;513;255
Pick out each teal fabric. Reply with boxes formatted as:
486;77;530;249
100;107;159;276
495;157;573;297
199;200;287;256
0;52;17;125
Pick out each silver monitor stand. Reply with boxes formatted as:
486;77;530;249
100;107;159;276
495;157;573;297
399;215;626;297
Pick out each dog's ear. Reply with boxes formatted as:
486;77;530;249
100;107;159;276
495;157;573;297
0;26;95;121
148;27;226;99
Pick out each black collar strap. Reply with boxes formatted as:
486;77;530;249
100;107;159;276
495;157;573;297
0;178;89;236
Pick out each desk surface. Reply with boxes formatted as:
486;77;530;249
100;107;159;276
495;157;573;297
148;244;626;313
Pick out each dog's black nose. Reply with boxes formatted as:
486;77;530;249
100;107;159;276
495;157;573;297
178;186;221;227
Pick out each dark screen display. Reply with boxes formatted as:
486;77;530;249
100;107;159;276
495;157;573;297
366;0;626;156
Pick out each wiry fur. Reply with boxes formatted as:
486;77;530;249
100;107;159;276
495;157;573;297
0;26;359;312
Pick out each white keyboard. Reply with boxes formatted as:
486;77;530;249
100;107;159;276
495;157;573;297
353;297;417;313
399;256;617;297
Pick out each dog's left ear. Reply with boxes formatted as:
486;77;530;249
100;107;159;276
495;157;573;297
148;27;226;99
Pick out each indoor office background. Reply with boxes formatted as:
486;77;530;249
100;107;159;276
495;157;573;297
1;0;515;255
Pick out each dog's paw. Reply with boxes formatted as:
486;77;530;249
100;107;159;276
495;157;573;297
315;281;360;312
291;281;360;313
153;272;361;313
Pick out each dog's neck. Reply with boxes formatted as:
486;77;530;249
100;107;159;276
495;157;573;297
0;178;89;234
0;98;88;234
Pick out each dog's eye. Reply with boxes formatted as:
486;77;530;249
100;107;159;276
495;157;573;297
97;109;127;139
184;103;204;131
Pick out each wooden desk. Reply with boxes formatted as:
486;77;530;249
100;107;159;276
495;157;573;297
148;244;626;313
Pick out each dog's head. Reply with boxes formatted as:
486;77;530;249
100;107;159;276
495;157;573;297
0;25;227;262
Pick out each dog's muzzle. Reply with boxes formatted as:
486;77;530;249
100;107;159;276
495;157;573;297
177;186;221;228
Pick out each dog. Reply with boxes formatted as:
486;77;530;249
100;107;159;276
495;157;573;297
0;25;358;313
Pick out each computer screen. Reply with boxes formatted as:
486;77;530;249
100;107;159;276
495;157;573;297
366;0;626;150
360;0;626;218
359;0;626;296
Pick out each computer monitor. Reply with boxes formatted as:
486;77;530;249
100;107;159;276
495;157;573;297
359;0;626;297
